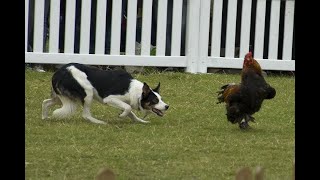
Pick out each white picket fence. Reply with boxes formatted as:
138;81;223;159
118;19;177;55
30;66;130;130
25;0;295;73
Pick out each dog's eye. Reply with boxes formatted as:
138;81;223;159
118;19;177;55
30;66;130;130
152;99;159;104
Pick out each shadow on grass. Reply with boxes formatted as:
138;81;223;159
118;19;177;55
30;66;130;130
106;118;165;126
229;126;267;134
42;116;166;128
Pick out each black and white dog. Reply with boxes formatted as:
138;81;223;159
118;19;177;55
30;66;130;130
42;63;169;124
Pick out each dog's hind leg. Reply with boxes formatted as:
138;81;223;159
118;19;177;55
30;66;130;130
52;96;77;119
42;90;61;119
127;112;150;123
42;97;60;119
82;91;106;124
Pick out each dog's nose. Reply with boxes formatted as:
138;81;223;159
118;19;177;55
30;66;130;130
165;105;169;110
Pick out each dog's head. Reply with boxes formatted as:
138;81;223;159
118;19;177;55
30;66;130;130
140;82;169;117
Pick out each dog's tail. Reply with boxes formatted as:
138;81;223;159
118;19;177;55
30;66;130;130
52;95;77;119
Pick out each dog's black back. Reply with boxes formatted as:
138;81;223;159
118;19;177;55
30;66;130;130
52;63;134;102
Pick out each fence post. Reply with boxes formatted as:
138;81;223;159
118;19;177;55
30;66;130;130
25;0;29;52
185;0;200;73
197;0;211;73
33;0;45;52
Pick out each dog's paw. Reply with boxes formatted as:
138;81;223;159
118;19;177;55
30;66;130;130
135;118;150;124
119;111;130;118
97;121;107;125
84;116;107;125
92;120;107;125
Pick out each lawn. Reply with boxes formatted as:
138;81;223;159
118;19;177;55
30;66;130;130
25;68;295;180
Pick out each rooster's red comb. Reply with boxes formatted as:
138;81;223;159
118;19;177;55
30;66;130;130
244;52;253;60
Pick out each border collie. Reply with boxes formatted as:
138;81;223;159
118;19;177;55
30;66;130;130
42;63;169;124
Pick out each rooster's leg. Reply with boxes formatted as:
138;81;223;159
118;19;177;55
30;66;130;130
245;115;255;123
239;119;250;129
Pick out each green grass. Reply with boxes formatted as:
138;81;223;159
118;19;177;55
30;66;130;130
25;69;295;180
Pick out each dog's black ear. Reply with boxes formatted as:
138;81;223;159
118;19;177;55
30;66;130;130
153;82;160;93
142;82;151;97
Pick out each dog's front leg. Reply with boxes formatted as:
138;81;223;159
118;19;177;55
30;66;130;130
128;112;150;123
104;97;132;118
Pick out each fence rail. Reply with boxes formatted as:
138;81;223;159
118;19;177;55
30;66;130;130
25;0;295;73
